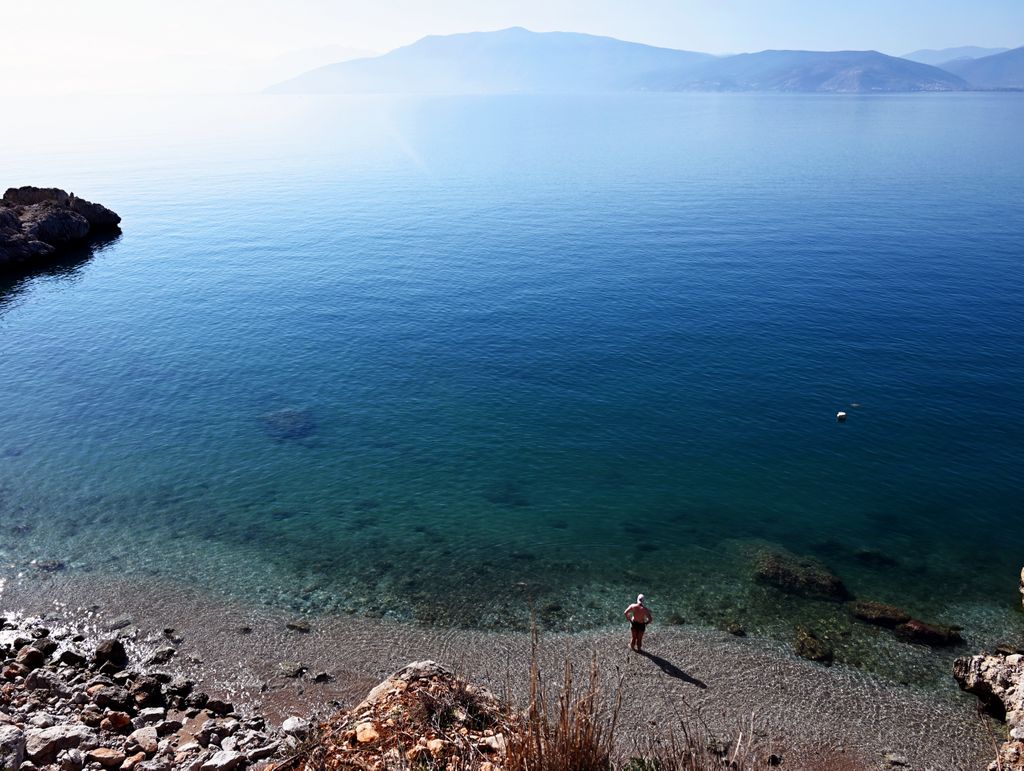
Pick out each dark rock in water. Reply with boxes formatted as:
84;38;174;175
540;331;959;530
286;620;311;633
93;639;127;668
259;408;317;443
754;548;850;601
1;187;120;268
725;621;747;637
851;600;912;628
895;619;963;647
794;626;833;664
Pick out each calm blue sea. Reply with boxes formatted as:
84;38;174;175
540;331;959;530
1;93;1022;674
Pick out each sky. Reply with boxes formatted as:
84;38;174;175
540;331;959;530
3;0;1022;94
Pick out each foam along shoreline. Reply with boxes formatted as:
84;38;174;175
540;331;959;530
0;571;994;769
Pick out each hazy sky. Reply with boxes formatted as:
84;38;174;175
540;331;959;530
4;0;1022;94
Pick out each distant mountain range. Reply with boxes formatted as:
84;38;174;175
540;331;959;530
902;46;1010;66
268;28;1024;94
639;50;966;93
941;46;1024;89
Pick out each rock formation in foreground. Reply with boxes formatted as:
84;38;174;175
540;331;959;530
952;568;1024;771
0;187;120;267
277;660;515;770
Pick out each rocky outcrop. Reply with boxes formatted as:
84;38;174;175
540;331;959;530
0;186;120;267
953;563;1024;771
0;614;284;770
287;660;516;770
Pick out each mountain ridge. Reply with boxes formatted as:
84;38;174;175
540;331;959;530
269;28;973;94
940;46;1024;89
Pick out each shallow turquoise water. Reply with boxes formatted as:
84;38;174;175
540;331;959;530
1;94;1022;664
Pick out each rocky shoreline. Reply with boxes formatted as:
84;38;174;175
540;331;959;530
0;187;120;267
951;569;1024;771
1;612;289;771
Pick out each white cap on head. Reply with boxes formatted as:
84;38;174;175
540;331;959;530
637;593;645;604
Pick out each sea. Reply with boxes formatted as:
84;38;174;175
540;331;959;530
1;92;1022;685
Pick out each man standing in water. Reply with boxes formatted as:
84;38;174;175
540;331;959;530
624;593;653;652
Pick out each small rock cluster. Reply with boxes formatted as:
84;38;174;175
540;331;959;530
278;661;514;771
0;615;283;771
0;186;120;266
754;548;964;664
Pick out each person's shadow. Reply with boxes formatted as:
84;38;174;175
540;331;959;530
639;650;708;689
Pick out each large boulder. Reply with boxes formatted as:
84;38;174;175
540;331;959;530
954;651;1024;770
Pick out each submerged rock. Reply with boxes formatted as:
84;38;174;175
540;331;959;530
0;186;120;267
793;626;834;665
259;407;317;444
894;619;963;647
754;548;850;601
850;600;912;628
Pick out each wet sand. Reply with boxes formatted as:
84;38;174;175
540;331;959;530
0;570;993;770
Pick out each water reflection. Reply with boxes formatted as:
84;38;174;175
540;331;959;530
0;230;121;311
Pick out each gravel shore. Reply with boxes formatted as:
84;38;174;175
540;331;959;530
0;571;994;769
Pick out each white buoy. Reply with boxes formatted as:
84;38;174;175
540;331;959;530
836;411;847;423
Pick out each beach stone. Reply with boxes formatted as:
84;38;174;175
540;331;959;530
100;711;132;732
128;726;159;754
87;747;126;767
92;639;127;668
92;685;130;710
895;619;963;647
130;675;163;706
58;650;87;667
276;662;305;679
122;751;148;769
754;548;850;600
205;699;233;716
794;626;833;665
355;722;379;743
0;724;25;770
201;749;244;770
24;669;67;694
24;724;92;763
850;600;912;628
145;647;176;666
15;646;45;670
281;717;309;737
